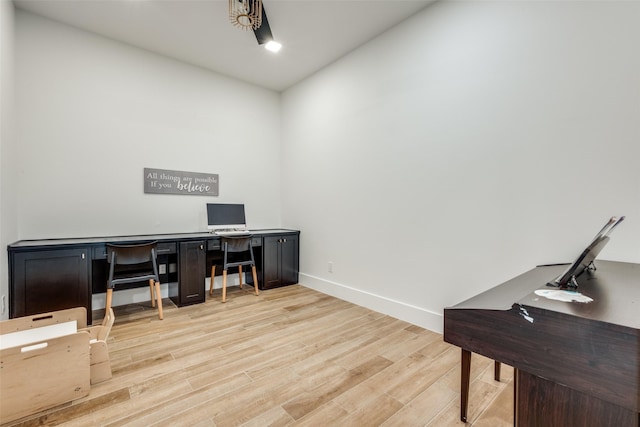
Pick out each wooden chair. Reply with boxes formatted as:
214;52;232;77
106;241;163;320
209;235;259;302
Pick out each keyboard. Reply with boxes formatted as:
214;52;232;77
214;230;251;236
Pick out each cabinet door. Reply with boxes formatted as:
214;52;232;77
177;241;206;306
11;248;90;321
261;234;299;289
262;236;282;289
280;235;299;286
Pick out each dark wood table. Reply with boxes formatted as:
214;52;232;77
444;260;639;426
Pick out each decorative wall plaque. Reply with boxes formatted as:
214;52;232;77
144;168;218;196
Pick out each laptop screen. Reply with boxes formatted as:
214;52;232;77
206;203;246;231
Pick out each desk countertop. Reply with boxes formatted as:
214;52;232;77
8;229;299;248
448;260;640;330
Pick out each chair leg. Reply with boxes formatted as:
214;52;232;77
105;288;113;316
251;266;259;296
494;361;501;382
209;265;216;296
149;279;156;308
155;281;163;320
238;265;243;289
222;269;228;303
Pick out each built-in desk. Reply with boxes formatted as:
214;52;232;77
8;229;299;324
444;260;639;426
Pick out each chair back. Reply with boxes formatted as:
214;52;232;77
106;241;159;288
222;236;255;269
107;241;157;265
222;236;252;253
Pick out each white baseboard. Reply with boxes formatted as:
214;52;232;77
92;273;444;334
299;273;444;334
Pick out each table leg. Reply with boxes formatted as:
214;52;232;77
461;348;471;422
513;368;518;426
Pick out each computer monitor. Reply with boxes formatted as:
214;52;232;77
206;203;246;231
549;216;625;288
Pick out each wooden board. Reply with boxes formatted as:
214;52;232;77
0;324;91;423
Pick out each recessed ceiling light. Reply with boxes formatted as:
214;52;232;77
264;41;282;53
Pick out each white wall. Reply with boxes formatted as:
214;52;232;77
6;3;640;328
281;1;640;332
14;11;282;239
9;11;283;312
1;0;17;320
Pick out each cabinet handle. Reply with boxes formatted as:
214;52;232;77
200;244;204;250
82;253;85;259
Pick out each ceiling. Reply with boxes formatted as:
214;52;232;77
13;0;435;92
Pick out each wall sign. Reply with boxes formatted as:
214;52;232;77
144;168;218;196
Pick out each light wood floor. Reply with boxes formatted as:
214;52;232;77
4;285;513;427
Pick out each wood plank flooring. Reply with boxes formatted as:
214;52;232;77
2;285;513;427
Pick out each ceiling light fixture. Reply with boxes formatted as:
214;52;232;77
264;40;282;53
229;0;262;31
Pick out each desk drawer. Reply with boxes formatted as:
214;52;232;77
207;239;221;251
93;246;108;259
157;242;177;255
92;242;176;259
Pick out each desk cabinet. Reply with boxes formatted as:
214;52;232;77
171;240;206;306
8;229;299;320
10;248;90;323
262;233;299;289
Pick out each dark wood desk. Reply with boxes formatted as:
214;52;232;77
8;229;300;324
444;260;639;426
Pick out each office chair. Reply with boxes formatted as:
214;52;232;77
106;241;163;320
209;236;259;302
